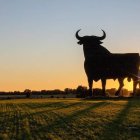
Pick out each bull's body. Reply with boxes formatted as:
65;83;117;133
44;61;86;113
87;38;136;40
76;29;139;96
85;53;139;81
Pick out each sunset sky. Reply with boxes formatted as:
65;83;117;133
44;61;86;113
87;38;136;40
0;0;140;91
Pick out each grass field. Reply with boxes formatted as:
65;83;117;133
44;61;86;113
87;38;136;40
0;98;140;140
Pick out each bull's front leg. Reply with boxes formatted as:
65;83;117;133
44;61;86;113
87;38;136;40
88;78;93;96
101;78;106;96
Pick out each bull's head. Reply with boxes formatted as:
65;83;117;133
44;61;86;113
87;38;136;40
75;29;106;45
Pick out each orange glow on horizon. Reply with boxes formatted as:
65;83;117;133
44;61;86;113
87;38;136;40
0;77;133;92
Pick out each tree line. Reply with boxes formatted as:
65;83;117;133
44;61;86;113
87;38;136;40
0;85;140;98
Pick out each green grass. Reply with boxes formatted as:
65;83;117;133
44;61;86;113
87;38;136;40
0;98;140;140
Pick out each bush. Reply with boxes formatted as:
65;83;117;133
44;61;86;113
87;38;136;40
24;89;32;98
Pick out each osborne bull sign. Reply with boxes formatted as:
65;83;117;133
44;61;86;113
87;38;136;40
76;29;139;96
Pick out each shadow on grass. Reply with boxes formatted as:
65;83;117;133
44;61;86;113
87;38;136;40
0;103;23;139
25;101;85;117
33;101;107;139
100;99;135;140
83;96;134;101
21;102;66;109
13;101;86;139
20;101;87;111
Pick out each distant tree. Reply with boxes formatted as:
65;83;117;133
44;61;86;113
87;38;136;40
13;91;21;95
32;90;40;95
76;85;88;98
24;89;32;98
76;85;87;93
41;90;47;94
47;89;64;95
93;88;103;96
64;88;74;94
53;89;64;94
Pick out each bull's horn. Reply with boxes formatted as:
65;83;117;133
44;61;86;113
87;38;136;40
75;29;82;40
98;30;106;40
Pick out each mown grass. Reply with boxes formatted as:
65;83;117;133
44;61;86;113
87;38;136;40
0;98;140;140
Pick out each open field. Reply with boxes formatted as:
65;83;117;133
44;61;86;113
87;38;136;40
0;98;140;140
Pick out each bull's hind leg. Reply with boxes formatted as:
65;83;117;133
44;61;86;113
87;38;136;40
133;78;137;96
88;78;93;96
115;78;124;96
101;79;106;96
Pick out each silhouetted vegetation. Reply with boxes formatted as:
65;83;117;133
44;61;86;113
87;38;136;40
24;89;32;98
0;85;139;99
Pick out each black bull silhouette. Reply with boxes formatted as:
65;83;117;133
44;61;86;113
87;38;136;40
76;29;139;96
